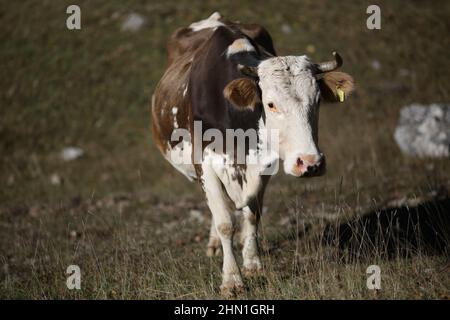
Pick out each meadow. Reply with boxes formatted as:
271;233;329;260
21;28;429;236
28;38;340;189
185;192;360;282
1;0;449;299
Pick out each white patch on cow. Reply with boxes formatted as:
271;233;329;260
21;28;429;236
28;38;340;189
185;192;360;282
182;83;188;97
226;38;256;57
165;139;196;181
172;106;179;128
257;55;322;176
189;12;224;32
202;147;273;209
241;206;262;271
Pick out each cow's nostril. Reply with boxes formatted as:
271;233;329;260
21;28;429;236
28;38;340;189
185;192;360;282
296;158;303;167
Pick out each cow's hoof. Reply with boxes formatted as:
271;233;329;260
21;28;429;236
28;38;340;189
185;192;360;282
206;238;222;257
220;281;245;298
242;263;263;277
206;245;222;257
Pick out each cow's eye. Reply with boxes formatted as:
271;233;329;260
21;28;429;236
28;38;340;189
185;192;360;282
268;102;277;112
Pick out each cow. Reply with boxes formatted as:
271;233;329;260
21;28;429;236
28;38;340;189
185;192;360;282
151;12;354;297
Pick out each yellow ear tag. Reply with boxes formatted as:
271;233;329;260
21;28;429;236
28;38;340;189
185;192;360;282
336;87;345;102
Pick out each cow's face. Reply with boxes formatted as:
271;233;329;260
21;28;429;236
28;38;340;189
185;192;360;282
225;49;354;177
257;56;323;177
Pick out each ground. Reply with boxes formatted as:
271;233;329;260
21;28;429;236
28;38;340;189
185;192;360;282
1;0;449;299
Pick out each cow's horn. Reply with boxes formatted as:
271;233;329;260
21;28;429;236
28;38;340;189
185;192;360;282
316;51;343;73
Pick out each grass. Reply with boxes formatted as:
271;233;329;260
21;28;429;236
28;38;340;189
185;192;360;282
1;0;449;299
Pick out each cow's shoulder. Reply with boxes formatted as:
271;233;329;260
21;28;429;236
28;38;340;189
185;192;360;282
166;27;215;66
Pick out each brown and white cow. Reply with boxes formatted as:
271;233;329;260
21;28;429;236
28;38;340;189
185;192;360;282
151;12;354;296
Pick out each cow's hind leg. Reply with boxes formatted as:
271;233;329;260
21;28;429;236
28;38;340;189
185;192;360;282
241;205;262;276
206;217;222;257
201;163;244;297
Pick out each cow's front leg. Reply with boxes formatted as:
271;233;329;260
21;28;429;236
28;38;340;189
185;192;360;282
206;217;222;257
241;206;262;276
201;163;244;297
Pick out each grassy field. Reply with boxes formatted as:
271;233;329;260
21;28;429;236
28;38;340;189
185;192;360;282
1;0;449;299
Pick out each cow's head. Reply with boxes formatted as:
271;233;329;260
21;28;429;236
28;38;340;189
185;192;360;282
224;38;354;177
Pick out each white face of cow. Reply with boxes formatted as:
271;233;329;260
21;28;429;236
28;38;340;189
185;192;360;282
225;38;354;177
257;56;324;177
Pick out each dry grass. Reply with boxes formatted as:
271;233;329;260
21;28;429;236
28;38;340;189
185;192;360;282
1;0;449;299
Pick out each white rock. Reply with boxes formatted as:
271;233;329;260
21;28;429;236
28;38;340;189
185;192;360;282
189;209;205;223
281;23;292;34
121;13;146;32
394;104;450;157
50;173;61;185
398;68;411;77
61;147;84;161
371;59;381;71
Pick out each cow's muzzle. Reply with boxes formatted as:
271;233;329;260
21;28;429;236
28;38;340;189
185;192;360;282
290;153;326;178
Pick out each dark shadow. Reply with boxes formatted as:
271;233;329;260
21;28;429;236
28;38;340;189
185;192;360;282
323;197;450;260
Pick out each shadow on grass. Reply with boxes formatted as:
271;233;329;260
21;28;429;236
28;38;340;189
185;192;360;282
323;197;450;260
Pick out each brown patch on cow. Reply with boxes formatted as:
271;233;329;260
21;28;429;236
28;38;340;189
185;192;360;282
152;44;200;154
166;27;213;66
223;78;259;110
217;222;234;238
151;107;166;155
238;65;259;78
152;67;189;152
152;26;220;156
319;71;355;103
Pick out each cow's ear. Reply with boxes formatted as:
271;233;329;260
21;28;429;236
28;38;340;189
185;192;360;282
223;78;260;110
319;71;355;103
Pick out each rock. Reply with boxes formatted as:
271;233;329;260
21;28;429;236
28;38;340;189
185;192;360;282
398;68;411;77
394;104;450;157
121;13;146;32
278;216;291;226
189;209;205;223
50;173;62;185
281;23;292;34
370;59;381;71
61;147;84;161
